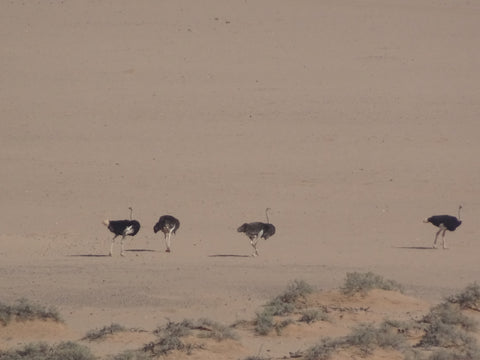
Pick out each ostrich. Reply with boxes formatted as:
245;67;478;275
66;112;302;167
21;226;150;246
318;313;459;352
237;208;276;257
153;215;180;253
103;207;141;256
423;205;462;249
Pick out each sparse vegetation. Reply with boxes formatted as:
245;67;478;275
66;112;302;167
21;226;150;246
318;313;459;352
0;341;95;360
110;350;151;360
341;272;404;295
144;318;236;356
419;302;478;349
194;318;238;341
5;277;480;360
303;337;344;360
299;308;329;324
254;280;314;335
254;311;275;336
345;321;407;354
0;298;62;326
303;320;410;359
145;320;193;355
446;282;480;311
83;323;127;341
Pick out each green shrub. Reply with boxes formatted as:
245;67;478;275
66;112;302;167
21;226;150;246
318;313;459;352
0;341;95;360
341;272;403;295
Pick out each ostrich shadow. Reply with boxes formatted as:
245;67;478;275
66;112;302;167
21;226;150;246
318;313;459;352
394;246;435;250
125;249;157;253
208;254;252;258
68;254;110;257
69;249;157;257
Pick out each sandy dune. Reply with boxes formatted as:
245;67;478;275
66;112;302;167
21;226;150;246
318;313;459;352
1;0;480;358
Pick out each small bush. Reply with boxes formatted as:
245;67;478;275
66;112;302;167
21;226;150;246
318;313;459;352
0;299;62;325
254;311;275;335
419;303;478;348
264;279;313;316
341;272;403;296
263;297;295;316
83;323;127;341
428;345;480;360
111;350;151;360
422;303;477;332
446;283;480;311
253;280;314;335
0;341;95;360
274;318;294;335
146;318;235;355
342;321;407;355
344;323;378;354
146;320;193;355
194;318;237;341
303;338;344;360
376;320;408;350
278;279;314;303
299;309;329;324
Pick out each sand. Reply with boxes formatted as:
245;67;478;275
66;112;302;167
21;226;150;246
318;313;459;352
1;0;480;358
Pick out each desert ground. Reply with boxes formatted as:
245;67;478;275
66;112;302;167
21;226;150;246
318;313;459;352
1;0;480;359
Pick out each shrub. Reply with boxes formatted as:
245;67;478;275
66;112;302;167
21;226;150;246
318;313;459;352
254;311;275;336
344;323;378;354
428;345;480;360
419;303;478;348
146;320;193;355
446;283;480;311
0;299;62;325
264;279;313;316
111;350;151;360
299;309;329;324
146;318;235;355
0;341;95;360
194;318;238;341
342;321;407;355
341;272;403;295
83;323;127;341
303;338;344;360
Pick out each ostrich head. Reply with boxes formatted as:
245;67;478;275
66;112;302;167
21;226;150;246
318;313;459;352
237;223;248;233
102;220;110;226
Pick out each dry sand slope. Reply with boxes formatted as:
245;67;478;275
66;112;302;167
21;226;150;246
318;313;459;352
1;0;480;358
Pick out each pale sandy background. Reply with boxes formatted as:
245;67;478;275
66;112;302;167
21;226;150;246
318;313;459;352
1;0;480;358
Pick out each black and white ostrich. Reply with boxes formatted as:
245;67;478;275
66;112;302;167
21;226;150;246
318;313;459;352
103;207;141;256
153;215;180;253
237;208;276;257
423;205;462;249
